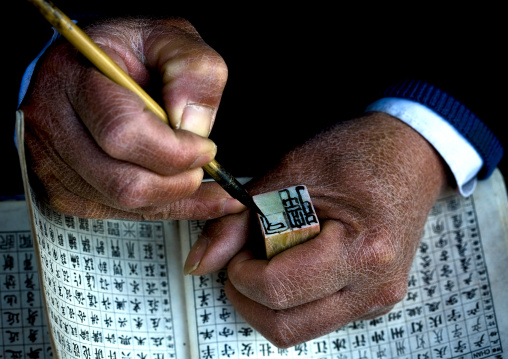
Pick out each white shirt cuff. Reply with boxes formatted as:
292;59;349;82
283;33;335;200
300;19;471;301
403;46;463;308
366;98;483;197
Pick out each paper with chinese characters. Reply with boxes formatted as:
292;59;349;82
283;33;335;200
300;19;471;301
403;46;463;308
0;200;53;359
7;110;192;359
22;189;190;358
3;111;508;358
181;170;508;359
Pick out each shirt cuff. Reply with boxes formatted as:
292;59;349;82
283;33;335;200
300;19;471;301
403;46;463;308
15;28;61;149
18;28;60;108
366;98;483;197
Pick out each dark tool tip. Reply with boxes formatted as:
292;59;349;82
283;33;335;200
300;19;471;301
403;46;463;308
246;197;265;217
202;160;264;216
232;186;264;217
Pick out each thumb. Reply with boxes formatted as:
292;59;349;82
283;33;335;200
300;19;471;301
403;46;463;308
184;210;251;275
142;181;246;220
144;19;228;137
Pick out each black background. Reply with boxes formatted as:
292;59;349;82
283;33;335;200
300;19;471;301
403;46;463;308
4;2;506;198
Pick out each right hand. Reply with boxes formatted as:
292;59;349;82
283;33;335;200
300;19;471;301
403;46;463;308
20;18;245;220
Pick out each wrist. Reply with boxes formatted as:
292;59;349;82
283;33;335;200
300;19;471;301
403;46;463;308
380;79;503;180
366;97;482;196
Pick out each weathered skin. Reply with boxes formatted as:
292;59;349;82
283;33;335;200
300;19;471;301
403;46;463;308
185;112;448;347
20;18;244;220
21;17;448;348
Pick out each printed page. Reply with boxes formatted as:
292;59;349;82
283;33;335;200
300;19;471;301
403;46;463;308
180;219;207;358
180;170;508;359
25;190;190;359
0;200;54;358
14;111;191;359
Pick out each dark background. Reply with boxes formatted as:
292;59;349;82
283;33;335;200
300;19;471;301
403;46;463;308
4;2;506;199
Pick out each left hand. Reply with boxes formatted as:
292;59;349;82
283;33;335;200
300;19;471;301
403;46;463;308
184;112;448;347
20;18;242;220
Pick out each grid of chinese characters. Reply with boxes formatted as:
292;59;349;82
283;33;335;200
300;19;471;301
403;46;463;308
189;194;504;358
31;193;177;359
1;229;53;359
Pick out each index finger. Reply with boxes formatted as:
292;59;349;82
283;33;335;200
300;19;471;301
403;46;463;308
71;70;217;176
226;220;355;310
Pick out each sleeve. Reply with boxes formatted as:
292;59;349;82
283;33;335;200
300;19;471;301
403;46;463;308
365;79;504;196
18;28;61;108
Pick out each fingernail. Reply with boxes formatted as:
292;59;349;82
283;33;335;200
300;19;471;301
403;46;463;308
184;235;209;275
181;104;214;137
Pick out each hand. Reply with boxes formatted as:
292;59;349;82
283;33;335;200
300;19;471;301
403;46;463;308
184;112;448;347
20;18;244;220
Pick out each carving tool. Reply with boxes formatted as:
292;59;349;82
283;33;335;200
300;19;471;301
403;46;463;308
28;0;263;215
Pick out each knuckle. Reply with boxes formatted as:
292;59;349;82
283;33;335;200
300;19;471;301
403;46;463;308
376;280;408;308
97;112;142;160
188;51;228;80
259;271;294;310
110;175;150;209
364;232;398;269
262;315;301;349
205;56;228;83
171;51;228;88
